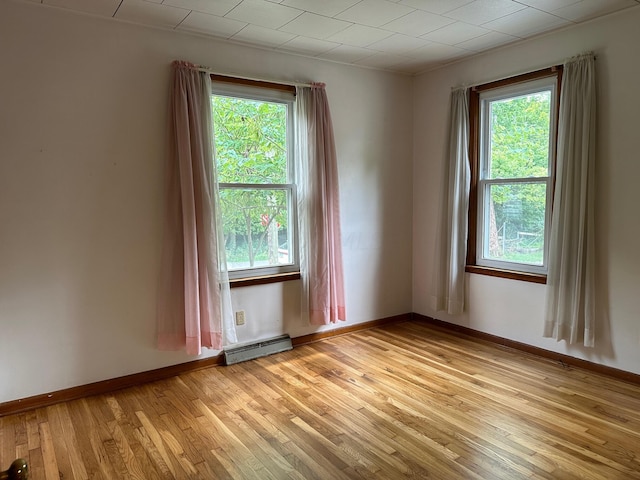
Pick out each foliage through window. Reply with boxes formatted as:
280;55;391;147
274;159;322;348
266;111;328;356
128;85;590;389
468;69;561;279
211;81;297;279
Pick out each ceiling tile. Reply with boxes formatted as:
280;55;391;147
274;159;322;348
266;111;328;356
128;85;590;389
381;9;455;36
421;21;489;44
162;0;242;17
115;0;189;28
335;0;415;27
483;8;570;37
455;30;518;50
445;0;527;25
19;0;640;74
409;42;470;61
278;36;341;55
230;24;296;46
279;12;352;39
326;24;394;47
44;0;120;16
551;0;638;22
177;11;247;37
514;0;581;12
398;0;474;14
280;0;360;17
224;0;303;29
317;44;376;63
368;33;430;53
354;51;410;68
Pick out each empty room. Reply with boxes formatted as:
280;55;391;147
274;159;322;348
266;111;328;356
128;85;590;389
1;0;640;478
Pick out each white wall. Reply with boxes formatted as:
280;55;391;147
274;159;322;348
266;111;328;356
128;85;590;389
0;1;413;403
413;8;640;374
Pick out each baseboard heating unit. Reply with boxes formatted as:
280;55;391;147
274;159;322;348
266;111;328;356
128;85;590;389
223;334;293;365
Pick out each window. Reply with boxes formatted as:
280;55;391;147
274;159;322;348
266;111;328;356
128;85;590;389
467;68;562;281
211;78;298;280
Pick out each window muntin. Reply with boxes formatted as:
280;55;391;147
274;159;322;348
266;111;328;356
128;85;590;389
211;82;298;279
475;76;558;275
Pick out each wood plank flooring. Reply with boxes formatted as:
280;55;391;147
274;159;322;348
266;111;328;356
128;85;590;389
2;320;640;479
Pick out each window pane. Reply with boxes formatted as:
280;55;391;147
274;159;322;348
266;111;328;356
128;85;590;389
489;91;551;179
219;187;293;270
212;96;287;184
483;183;546;266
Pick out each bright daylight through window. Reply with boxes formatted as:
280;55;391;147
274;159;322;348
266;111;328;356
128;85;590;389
470;71;560;277
211;82;297;279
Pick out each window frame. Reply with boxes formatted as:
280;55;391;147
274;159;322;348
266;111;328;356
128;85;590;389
210;75;300;283
466;66;563;284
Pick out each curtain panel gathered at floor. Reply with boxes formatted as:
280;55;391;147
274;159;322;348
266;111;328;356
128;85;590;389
431;88;471;315
296;83;346;325
157;61;237;355
544;53;597;347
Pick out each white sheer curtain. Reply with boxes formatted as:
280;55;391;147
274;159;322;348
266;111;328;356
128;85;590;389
157;61;237;355
544;53;596;346
431;88;470;315
296;83;346;325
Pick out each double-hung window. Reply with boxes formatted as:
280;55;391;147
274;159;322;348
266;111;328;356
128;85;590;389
211;78;298;280
468;68;562;281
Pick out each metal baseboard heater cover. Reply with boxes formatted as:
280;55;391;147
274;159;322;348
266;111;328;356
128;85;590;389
223;334;292;365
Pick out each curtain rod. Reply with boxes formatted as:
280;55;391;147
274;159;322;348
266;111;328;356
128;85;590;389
195;64;312;88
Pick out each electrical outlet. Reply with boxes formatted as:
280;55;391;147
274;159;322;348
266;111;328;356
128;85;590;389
235;310;246;326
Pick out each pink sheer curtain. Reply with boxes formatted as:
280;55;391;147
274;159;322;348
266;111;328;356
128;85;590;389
296;83;346;325
157;61;236;355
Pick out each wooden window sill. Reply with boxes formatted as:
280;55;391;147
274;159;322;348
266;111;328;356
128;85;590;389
465;265;547;284
230;272;301;288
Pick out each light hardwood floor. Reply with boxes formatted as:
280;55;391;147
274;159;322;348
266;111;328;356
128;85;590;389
2;320;640;479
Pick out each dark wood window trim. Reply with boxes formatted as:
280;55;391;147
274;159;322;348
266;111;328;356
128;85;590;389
466;66;563;284
465;265;547;284
229;271;301;288
210;74;296;95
